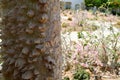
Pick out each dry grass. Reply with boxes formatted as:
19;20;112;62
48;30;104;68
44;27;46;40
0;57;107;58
115;21;120;28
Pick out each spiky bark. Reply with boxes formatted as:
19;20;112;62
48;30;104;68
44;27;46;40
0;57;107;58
1;0;61;80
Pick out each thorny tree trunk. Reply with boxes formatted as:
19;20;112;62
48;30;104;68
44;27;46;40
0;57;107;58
0;0;62;80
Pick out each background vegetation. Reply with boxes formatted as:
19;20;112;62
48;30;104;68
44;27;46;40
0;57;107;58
85;0;120;8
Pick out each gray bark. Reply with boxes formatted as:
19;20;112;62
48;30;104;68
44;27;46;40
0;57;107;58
1;0;62;80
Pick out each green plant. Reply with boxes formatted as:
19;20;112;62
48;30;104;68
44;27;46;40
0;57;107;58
78;32;84;38
78;20;84;27
64;13;67;16
63;77;70;80
85;0;108;7
91;25;98;31
74;68;90;80
68;17;72;21
62;22;69;28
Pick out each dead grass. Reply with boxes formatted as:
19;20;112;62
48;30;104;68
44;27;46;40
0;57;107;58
115;21;120;28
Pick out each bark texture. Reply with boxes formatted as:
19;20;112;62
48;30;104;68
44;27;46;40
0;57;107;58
1;0;61;80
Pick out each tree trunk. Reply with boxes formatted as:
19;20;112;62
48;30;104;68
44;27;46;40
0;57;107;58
1;0;61;80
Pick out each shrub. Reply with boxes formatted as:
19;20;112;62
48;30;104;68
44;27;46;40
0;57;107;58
64;13;67;16
73;28;120;74
77;32;84;38
61;22;69;28
73;68;90;80
68;17;72;21
63;77;70;80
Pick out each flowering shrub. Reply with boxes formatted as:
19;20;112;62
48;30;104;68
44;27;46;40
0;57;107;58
75;43;102;67
72;28;120;74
